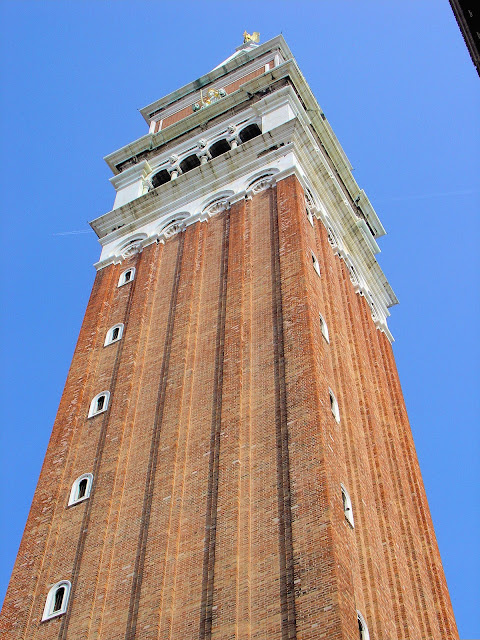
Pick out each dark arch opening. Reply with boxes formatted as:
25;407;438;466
151;169;171;189
179;154;201;174
239;123;262;144
209;139;231;159
53;587;65;612
78;478;88;499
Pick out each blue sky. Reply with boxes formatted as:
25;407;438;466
0;2;478;636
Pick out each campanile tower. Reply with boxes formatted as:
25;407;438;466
1;35;458;640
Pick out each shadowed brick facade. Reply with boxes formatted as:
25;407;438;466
1;36;458;640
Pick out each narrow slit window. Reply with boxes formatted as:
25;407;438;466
42;581;71;621
329;389;340;423
311;252;321;276
88;391;110;418
53;587;65;613
319;313;329;343
306;207;314;226
118;268;135;287
357;611;370;640
77;479;88;499
341;484;354;527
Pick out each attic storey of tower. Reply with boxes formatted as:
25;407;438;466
91;35;397;337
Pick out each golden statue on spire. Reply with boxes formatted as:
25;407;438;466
243;31;260;44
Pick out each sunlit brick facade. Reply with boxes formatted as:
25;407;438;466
1;36;458;640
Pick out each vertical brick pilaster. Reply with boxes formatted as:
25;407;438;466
1;174;458;640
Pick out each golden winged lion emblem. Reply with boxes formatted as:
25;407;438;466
243;31;260;44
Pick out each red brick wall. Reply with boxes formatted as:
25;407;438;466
0;175;458;639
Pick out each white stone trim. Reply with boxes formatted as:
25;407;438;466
110;161;151;190
93;106;397;340
68;473;93;506
88;391;110;418
97;148;394;339
93;156;292;265
109;114;265;212
42;580;71;621
357;218;380;255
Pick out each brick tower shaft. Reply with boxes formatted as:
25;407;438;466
1;35;458;640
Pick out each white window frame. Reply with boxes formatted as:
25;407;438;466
357;611;370;640
329;388;340;423
311;251;321;276
341;484;354;528
42;580;71;621
118;267;135;287
88;391;110;418
104;323;124;346
319;313;330;343
68;473;93;506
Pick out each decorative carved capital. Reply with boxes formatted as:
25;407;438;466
250;175;274;194
121;241;143;259
305;188;316;212
204;198;229;216
348;263;360;287
143;178;154;193
161;220;184;239
327;227;338;249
